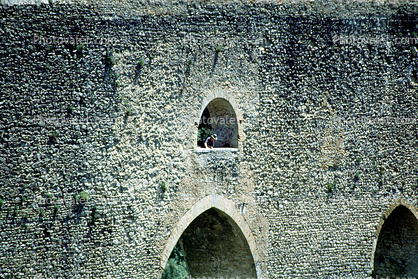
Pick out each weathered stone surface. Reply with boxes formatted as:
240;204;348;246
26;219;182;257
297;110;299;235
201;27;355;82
0;1;418;278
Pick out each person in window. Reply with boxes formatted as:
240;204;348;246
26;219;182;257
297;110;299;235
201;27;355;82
203;134;217;149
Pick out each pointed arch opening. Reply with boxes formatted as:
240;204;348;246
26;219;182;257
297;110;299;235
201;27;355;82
373;200;418;278
197;98;238;148
161;195;259;279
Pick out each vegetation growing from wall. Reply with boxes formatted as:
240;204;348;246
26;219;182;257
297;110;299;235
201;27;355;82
197;126;212;146
1;2;418;278
161;242;188;279
197;107;213;147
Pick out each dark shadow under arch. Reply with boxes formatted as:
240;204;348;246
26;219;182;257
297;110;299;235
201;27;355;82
373;204;418;278
178;208;256;278
161;195;259;279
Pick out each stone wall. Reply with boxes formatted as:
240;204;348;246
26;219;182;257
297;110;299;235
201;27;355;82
1;1;418;278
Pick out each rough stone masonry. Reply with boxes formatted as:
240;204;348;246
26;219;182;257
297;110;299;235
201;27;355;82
0;0;418;278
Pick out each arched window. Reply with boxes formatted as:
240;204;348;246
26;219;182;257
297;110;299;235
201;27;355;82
197;98;238;148
373;203;418;278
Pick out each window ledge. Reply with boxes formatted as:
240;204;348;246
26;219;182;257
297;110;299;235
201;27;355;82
195;147;239;153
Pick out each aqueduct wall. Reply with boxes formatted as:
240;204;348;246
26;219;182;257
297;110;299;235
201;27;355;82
1;0;418;278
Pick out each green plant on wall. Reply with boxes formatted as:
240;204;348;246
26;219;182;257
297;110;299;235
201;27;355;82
138;57;145;68
126;107;133;116
161;242;188;279
186;59;193;75
78;191;91;203
197;107;212;146
160;181;167;193
135;57;146;81
49;131;59;144
20;196;26;206
197;126;212;143
68;105;74;113
105;50;115;66
326;182;335;193
411;46;418;57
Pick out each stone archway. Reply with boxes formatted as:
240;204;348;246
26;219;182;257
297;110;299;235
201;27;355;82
197;98;239;148
161;195;260;278
372;199;418;278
